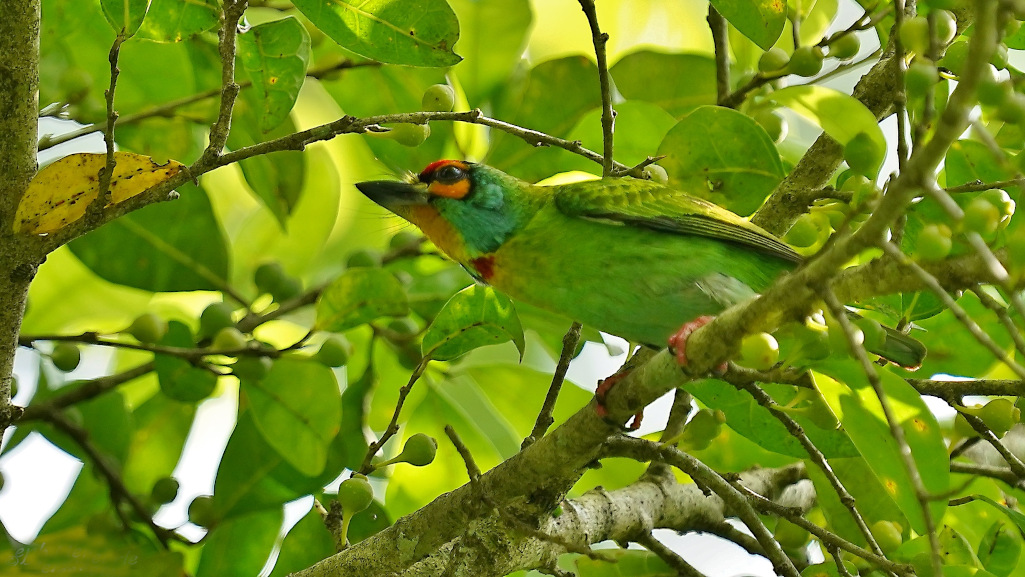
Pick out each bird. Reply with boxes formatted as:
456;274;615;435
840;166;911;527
355;160;925;407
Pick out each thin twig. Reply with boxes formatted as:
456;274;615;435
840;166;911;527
949;403;1025;481
879;241;1025;379
524;322;581;448
85;34;125;227
38;59;378;151
577;0;615;176
446;425;482;482
19;362;154;421
736;484;914;575
358;360;430;474
893;0;910;171
636;533;706;577
707;5;730;106
725;377;893;571
972;286;1025;358
202;0;247;161
822;288;942;577
44;407;178;545
638;439;801;577
944;177;1025;193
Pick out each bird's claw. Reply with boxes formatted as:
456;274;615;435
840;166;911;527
595;371;643;431
668;315;716;366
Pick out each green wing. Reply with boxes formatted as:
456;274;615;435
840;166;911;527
552;178;802;264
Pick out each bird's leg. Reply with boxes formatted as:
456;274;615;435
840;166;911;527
668;315;716;366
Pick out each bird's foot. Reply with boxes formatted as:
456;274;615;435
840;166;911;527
669;315;729;373
595;371;644;431
668;315;716;366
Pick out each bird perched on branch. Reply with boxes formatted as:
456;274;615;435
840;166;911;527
356;160;925;418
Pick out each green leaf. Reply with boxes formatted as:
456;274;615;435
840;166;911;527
321;63;450;174
195;509;283;577
900;292;1005;378
488;56;601;181
228;100;307;227
100;0;149;36
422;284;525;361
978;520;1023;577
709;0;786;50
687;379;859;458
243;359;342;477
69;183;231;292
268;506;336;577
0;525;183;576
138;0;219;42
564;101;678;171
237;16;312;132
384;385;500;517
315;268;409;332
657;105;784;216
122;393;196;495
154;321;218;402
806;457;906;547
449;0;532;104
769;85;886;152
967;496;1025;536
78;391;132;465
945;139;1012;187
575;549;676;576
213;412;315;518
292;0;461;67
610;51;717;119
813;361;949;535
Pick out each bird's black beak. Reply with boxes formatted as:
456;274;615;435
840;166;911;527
355;180;430;211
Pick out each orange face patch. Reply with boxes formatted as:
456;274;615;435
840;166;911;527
428;179;471;199
420;160;472;199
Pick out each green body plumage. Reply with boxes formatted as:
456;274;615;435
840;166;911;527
356;160;924;367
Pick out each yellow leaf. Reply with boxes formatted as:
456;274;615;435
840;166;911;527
15;152;185;234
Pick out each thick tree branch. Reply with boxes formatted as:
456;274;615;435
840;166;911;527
0;0;41;430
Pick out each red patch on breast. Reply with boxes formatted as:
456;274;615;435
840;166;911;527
471;255;495;282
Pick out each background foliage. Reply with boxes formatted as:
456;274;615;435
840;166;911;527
3;0;1025;576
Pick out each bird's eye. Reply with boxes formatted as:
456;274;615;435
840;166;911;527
435;165;465;184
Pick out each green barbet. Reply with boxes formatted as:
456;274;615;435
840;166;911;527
356;160;925;376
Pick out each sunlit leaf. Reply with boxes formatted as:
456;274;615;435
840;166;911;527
768;85;886;152
15;152;184;235
292;0;461;67
243;359;342;477
814;361;948;535
978;520;1023;577
138;0;218;42
213;412;317;518
448;0;532;104
488;56;601;181
100;0;149;36
709;0;786;50
611;51;717;119
422;284;525;361
657;105;784;215
687;379;858;458
237;16;312;132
